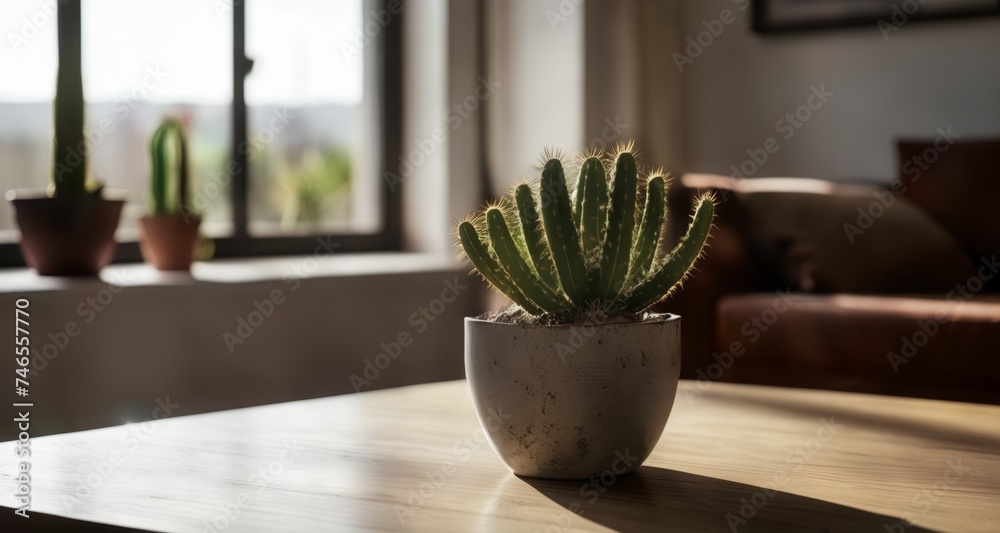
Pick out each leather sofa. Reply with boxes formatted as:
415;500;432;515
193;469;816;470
655;139;1000;404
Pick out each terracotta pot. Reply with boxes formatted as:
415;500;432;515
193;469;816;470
138;214;201;271
10;193;124;276
465;313;681;479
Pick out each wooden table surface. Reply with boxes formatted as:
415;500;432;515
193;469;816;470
2;380;999;532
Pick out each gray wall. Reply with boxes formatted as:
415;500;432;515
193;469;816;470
676;0;1000;182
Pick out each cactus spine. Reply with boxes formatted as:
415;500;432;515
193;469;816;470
457;144;714;318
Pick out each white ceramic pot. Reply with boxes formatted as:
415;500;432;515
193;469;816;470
465;313;681;479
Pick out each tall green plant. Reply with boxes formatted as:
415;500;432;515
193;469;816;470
457;145;714;317
52;0;89;198
149;118;190;216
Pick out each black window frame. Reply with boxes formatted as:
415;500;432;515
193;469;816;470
0;0;402;268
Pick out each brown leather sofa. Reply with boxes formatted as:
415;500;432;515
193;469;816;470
656;139;1000;404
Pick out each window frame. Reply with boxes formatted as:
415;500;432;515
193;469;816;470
0;0;402;268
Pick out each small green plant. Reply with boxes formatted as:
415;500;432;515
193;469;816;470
273;148;351;228
149;118;191;216
456;144;714;318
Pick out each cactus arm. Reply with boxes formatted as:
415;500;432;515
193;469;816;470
459;222;545;316
598;152;638;301
540;159;588;305
621;195;714;312
515;185;560;291
578;157;608;295
487;209;571;313
626;175;666;287
578;157;607;262
150;123;169;215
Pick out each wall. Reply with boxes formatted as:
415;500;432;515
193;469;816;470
2;254;483;439
676;0;1000;182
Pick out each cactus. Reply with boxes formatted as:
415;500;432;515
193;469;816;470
457;144;714;318
149;118;190;216
51;0;91;198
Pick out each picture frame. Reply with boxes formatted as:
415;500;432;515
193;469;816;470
753;0;1000;33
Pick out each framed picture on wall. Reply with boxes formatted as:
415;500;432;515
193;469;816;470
753;0;1000;33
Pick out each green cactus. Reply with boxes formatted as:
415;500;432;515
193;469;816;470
51;0;91;198
149;118;191;216
457;144;714;318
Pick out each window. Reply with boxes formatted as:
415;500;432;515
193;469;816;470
246;0;379;236
0;0;58;237
81;0;233;238
0;0;401;267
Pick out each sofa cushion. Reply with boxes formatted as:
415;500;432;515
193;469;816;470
711;292;1000;404
897;138;1000;291
735;181;979;293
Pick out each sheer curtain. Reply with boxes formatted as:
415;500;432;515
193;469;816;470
481;0;686;199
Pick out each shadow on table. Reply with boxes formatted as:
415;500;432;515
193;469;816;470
707;387;1000;453
520;466;937;533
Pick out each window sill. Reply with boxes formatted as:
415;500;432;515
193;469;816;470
0;252;463;294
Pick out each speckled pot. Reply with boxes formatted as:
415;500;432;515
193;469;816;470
465;313;681;479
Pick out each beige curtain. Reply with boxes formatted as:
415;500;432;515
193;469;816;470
583;0;686;172
481;0;686;199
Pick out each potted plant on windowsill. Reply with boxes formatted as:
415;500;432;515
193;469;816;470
137;118;201;271
458;144;714;479
7;0;124;276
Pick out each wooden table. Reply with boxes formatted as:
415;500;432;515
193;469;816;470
2;380;999;532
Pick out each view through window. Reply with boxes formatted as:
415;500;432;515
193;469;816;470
246;0;374;235
0;0;384;253
82;0;233;237
0;0;57;240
